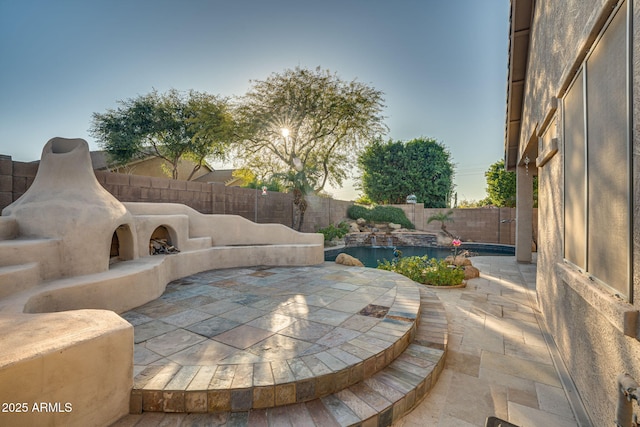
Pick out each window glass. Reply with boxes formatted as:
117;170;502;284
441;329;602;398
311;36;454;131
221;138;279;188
563;70;586;269
562;1;630;298
585;1;629;295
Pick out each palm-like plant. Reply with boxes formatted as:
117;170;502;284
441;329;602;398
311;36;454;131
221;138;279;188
427;210;455;238
274;166;319;231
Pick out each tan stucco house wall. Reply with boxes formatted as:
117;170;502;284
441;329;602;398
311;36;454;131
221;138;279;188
506;0;640;425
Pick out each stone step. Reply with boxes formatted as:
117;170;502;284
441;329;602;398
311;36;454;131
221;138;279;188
182;236;213;252
119;287;447;426
0;262;40;299
0;217;18;240
0;237;62;281
288;288;446;427
128;277;421;413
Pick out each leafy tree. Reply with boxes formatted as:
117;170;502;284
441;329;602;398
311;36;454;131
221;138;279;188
233;66;387;192
484;159;538;207
457;198;491;208
233;168;283;192
273;167;319;230
358;137;455;207
90;89;235;180
354;194;374;206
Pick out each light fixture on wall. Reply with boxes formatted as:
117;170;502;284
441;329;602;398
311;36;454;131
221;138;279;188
406;194;417;227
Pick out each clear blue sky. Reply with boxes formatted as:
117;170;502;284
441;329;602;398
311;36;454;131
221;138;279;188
0;0;509;202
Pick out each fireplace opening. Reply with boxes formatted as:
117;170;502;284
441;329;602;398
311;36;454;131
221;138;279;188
50;138;81;154
110;224;135;266
149;225;179;255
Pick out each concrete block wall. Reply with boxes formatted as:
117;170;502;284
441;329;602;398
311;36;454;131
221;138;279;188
392;203;426;231
1;156;532;245
0;157;351;233
6;160;37;205
423;207;523;245
392;204;538;246
0;155;12;210
303;196;354;233
95;171;214;214
214;185;293;226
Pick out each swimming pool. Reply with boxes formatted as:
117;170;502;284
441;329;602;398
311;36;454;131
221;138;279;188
324;244;515;268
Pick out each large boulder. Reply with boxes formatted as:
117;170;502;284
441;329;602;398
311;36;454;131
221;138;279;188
464;265;480;280
435;231;453;246
445;255;472;267
335;253;364;267
388;222;402;230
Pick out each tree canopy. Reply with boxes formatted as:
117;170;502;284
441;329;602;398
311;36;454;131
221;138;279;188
90;89;235;180
233;66;387;193
358;137;455;207
484;159;538;207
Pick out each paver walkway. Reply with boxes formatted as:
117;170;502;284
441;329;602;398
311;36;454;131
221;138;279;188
396;255;590;427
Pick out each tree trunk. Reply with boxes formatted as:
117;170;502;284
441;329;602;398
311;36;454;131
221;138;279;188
292;188;300;229
441;223;455;239
297;198;308;231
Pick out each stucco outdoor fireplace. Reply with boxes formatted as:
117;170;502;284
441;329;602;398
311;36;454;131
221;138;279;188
0;137;323;427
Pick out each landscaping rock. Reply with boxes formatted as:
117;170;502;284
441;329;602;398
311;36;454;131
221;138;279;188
435;231;453;246
356;218;367;226
445;255;472;267
348;222;360;233
464;265;480;280
335;253;364;267
389;222;402;230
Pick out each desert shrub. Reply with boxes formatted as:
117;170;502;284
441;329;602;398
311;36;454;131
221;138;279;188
378;255;464;286
347;205;414;229
347;205;371;220
317;222;350;242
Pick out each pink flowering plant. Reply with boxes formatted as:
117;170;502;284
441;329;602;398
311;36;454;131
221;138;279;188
452;238;462;258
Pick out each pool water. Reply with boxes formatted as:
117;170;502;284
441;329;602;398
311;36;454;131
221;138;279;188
324;244;515;268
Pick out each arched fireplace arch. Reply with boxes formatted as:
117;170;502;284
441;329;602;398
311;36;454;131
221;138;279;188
110;224;135;266
149;225;179;255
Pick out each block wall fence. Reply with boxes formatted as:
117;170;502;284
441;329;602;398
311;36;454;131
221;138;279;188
0;155;351;234
393;203;538;246
0;155;536;244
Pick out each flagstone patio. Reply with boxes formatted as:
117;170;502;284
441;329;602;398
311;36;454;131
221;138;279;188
112;256;591;427
114;262;447;426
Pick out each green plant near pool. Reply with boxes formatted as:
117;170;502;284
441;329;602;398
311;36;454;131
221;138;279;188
347;205;414;229
378;255;465;286
318;222;350;242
